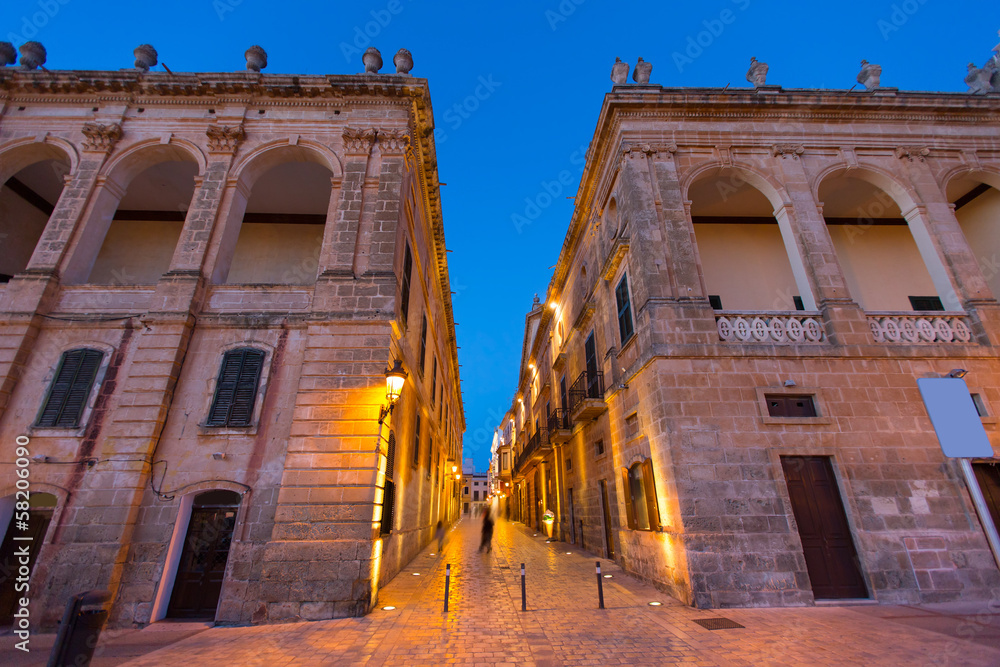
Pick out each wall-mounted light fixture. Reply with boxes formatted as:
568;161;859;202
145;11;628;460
378;360;408;425
212;452;226;461
947;369;969;379
783;379;796;387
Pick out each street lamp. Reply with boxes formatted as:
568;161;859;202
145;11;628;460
378;360;407;425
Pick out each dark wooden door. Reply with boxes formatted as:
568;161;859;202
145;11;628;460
0;510;52;625
167;493;239;619
973;463;1000;533
781;457;868;599
600;480;615;559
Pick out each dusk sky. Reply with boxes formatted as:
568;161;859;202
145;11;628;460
2;0;996;471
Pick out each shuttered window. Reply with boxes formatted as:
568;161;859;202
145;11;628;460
622;459;660;532
206;348;265;427
615;273;634;344
37;349;104;428
381;431;397;535
412;414;422;466
419;316;428;377
400;243;413;325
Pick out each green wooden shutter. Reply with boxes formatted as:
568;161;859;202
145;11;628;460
642;458;661;531
621;467;637;530
37;349;103;428
207;349;264;427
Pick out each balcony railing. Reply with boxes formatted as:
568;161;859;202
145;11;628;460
716;312;825;343
568;370;606;422
548;408;572;445
514;427;551;475
867;313;973;344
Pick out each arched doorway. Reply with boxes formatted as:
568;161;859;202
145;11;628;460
0;492;57;624
166;490;241;619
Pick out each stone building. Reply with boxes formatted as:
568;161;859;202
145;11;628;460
0;45;463;627
499;57;1000;608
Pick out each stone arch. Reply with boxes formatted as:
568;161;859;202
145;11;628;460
681;161;790;213
817;165;957;311
682;162;807;311
0;136;78;184
0;139;75;281
213;142;338;285
100;138;207;185
230;139;343;187
944;168;1000;301
63;142;203;285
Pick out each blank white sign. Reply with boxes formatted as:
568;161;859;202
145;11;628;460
917;378;993;458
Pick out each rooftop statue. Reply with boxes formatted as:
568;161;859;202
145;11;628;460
857;60;881;91
746;57;768;87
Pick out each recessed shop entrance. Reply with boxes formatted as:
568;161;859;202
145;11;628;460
0;492;56;625
781;456;868;599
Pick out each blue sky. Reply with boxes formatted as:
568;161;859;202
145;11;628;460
3;0;997;471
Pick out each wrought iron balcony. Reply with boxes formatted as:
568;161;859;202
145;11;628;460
548;409;572;445
568;370;606;422
514;427;552;475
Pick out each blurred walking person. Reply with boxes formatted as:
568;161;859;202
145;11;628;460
479;507;494;553
435;520;445;552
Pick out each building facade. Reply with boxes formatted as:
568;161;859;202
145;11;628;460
499;60;1000;608
0;48;463;628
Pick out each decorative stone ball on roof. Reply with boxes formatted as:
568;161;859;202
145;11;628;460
133;44;158;72
394;48;413;75
363;47;383;74
19;41;46;70
746;57;768;87
632;57;652;84
611;57;629;85
0;42;16;67
245;45;267;72
857;60;881;91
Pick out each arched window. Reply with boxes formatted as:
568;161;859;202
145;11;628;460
0;154;70;282
621;459;660;531
206;348;265;427
36;349;104;428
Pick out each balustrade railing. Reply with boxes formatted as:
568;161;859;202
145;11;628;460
866;313;973;344
716;312;825;343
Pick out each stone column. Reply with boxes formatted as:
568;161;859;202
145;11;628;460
154;125;244;312
775;152;871;345
0;127;119;422
318;128;376;278
643;145;721;345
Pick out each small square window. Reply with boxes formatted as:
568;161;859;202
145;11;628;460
595;439;605;456
765;394;817;418
793;296;805;311
708;295;723;310
908;296;944;312
566;456;572;471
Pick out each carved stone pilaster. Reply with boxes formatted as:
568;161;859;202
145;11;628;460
206;124;245;153
377;129;411;154
81;122;122;153
895;146;930;162
342;127;377;156
620;142;676;165
772;144;805;159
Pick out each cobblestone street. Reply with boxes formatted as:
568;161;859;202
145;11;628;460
4;515;990;666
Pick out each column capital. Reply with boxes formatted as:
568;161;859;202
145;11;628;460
343;127;377;156
206;124;245;154
81;122;122;154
